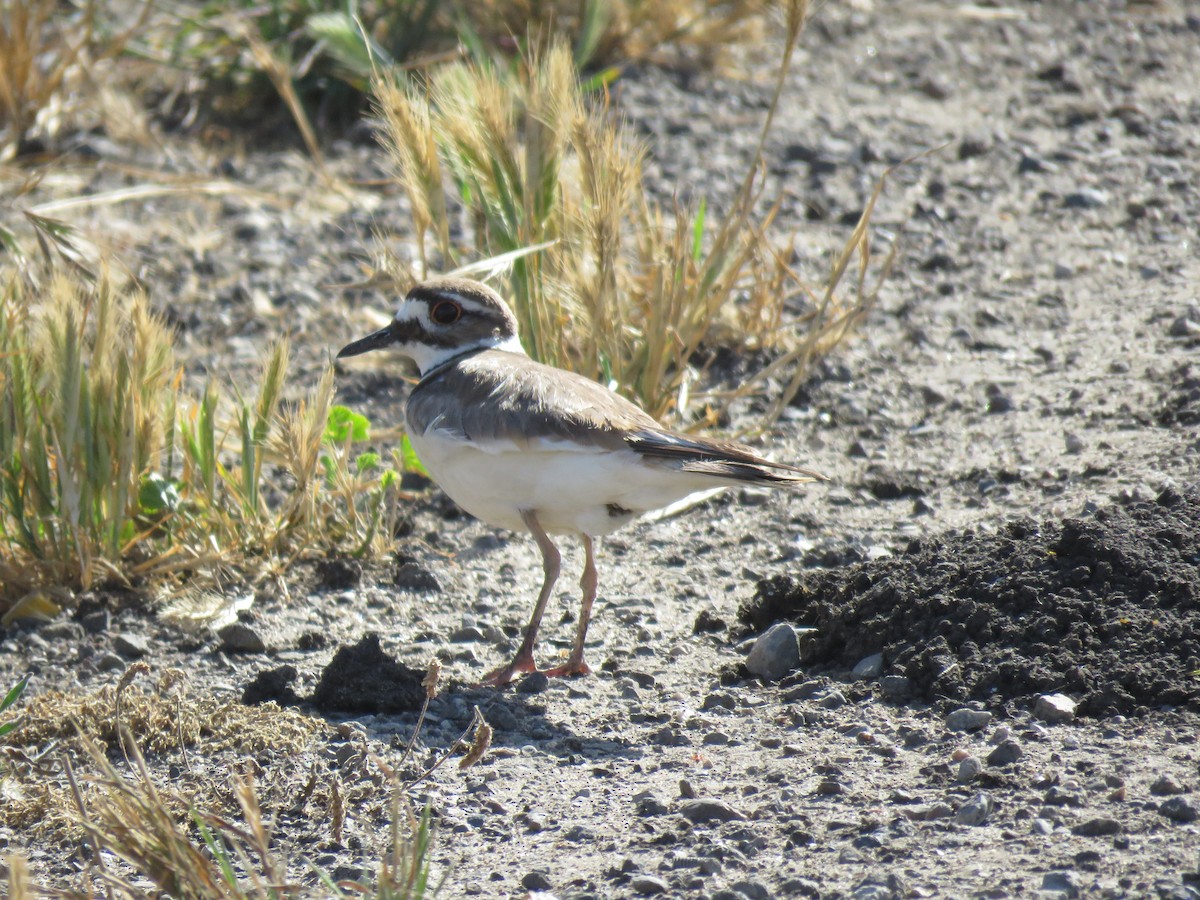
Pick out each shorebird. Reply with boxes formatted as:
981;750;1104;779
337;277;825;685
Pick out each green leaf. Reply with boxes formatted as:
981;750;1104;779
325;406;371;444
400;433;428;476
354;452;380;474
0;675;28;715
138;472;182;516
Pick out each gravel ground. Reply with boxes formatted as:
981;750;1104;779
3;1;1200;897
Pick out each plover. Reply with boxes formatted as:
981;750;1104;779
337;277;825;685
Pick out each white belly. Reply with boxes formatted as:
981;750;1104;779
409;428;717;536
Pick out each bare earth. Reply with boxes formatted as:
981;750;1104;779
4;1;1200;897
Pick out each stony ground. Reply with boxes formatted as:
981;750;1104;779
3;0;1200;897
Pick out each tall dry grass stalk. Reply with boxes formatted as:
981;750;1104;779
371;0;884;423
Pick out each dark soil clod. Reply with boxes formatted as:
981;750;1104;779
741;487;1200;717
310;633;425;714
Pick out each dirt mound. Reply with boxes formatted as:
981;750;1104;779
742;486;1200;717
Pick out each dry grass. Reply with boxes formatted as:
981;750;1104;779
0;660;483;898
0;0;151;160
369;0;888;423
0;264;410;615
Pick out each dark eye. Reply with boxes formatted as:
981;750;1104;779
431;300;462;325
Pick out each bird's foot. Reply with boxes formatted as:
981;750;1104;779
542;657;592;679
479;652;538;687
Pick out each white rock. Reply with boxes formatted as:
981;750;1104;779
1034;693;1077;724
745;623;800;682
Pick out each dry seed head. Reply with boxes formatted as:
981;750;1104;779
458;718;492;770
116;661;150;696
422;658;442;699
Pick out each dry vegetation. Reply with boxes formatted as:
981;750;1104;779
0;0;894;894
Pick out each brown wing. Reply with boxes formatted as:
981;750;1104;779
406;350;660;450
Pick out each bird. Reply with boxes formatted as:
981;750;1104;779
336;277;826;686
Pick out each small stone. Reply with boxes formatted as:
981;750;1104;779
1034;693;1077;723
1032;818;1054;835
634;791;669;817
880;675;911;699
449;626;486;643
1063;188;1109;209
818;689;848;710
1158;796;1199;823
113;633;150;659
990;725;1012;744
630;875;669;895
987;739;1024;766
954;793;993;826
1041;871;1080;898
217;622;266;654
520;870;553;891
1169;315;1200;338
945;708;992;732
745;623;800;682
1072;817;1121;836
394;562;442;593
95;651;126;672
678;798;746;824
730;880;771;900
80;609;111;634
1150;775;1187;796
852;653;883;679
516;672;550;694
957;756;983;783
1064;432;1085;455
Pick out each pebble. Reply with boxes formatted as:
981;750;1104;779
954;793;993;826
634;791;669;817
945;707;992;732
516;672;550;694
1034;693;1077;723
520;871;553;891
956;756;983;783
852;653;883;679
1063;188;1109;209
95;651;126;672
1158;797;1199;823
1064;432;1085;455
1168;315;1200;338
393;562;442;593
449;625;486;643
113;632;150;659
1073;817;1122;837
990;725;1011;744
678;798;746;824
80;609;111;634
1150;775;1187;796
1041;871;1081;898
630;875;669;895
1032;818;1054;835
730;881;771;900
818;689;848;710
880;675;911;699
745;623;800;681
987;739;1024;766
217;622;266;653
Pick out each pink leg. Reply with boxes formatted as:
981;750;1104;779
543;534;596;679
480;510;561;686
